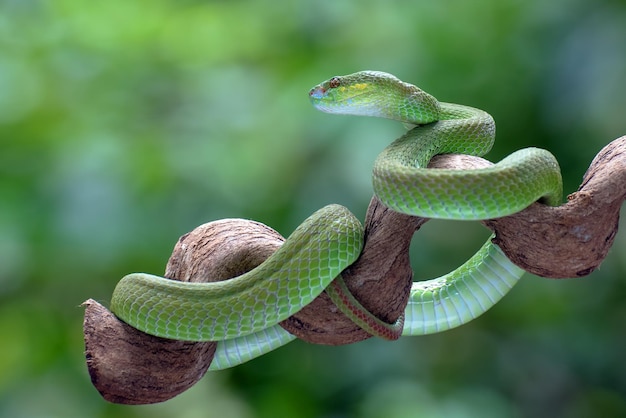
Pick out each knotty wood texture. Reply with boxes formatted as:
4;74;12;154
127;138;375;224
84;136;625;404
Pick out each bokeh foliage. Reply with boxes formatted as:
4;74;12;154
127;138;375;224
1;0;625;417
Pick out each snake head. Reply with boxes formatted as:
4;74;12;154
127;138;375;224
309;71;384;115
309;71;440;125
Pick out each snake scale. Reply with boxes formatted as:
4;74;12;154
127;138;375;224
110;71;563;370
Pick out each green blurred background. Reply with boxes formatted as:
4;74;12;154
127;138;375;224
1;0;625;417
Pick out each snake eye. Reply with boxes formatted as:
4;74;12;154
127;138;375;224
329;77;341;88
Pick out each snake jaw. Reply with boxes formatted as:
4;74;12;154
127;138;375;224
309;80;382;117
310;89;372;115
309;73;375;107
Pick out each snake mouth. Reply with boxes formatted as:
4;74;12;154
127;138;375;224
309;86;369;105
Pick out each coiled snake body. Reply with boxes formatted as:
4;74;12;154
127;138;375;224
111;71;562;369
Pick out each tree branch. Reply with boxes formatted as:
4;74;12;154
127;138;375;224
84;136;625;404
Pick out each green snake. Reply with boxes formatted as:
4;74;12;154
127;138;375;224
110;71;563;370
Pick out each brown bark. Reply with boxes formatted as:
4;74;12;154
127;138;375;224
485;138;625;277
84;219;284;404
83;136;625;404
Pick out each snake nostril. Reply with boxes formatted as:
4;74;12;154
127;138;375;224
309;86;325;98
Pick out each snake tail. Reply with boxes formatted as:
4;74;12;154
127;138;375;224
325;276;405;340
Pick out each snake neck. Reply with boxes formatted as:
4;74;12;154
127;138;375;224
395;83;442;125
